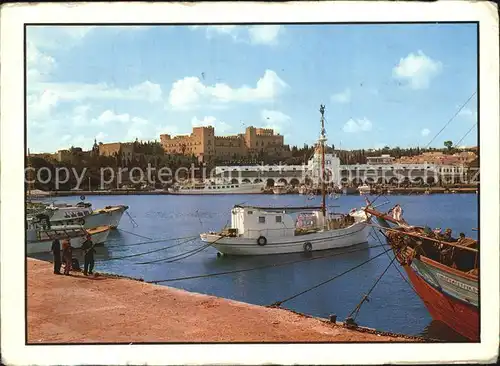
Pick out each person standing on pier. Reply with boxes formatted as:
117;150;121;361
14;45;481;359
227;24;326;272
81;234;96;276
62;240;73;276
51;238;61;275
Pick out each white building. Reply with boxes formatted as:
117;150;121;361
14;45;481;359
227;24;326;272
214;152;468;186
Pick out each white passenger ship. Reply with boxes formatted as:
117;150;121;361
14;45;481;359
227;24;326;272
169;181;264;195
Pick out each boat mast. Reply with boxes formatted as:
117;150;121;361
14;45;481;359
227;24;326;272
319;105;327;219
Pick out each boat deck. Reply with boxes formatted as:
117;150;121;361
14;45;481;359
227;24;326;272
27;258;419;343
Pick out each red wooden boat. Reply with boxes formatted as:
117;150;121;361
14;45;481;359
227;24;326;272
365;204;479;341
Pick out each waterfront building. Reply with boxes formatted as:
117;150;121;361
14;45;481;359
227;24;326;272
159;126;291;163
366;154;395;165
214;151;470;186
98;142;135;165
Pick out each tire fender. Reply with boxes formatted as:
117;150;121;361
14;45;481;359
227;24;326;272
304;242;312;252
257;236;267;246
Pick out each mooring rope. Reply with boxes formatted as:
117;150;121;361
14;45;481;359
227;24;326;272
269;246;393;307
148;243;388;284
96;237;198;262
125;211;139;228
104;235;198;248
116;228;152;241
347;248;400;321
136;240;213;265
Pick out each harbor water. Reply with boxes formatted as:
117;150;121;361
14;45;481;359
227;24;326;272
31;193;478;341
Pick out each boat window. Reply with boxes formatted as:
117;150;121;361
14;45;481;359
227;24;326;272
275;216;282;223
258;216;266;224
248;210;253;215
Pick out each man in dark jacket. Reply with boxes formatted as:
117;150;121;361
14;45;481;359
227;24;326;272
51;238;61;274
81;234;96;276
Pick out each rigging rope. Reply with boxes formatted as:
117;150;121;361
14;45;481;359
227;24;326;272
269;246;393;307
453;122;477;149
149;243;389;284
425;91;477;148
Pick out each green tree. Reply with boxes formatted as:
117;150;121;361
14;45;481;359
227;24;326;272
444;140;453;151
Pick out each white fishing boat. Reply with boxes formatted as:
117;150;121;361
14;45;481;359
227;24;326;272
200;205;370;256
26;217;111;254
29;201;128;229
169;181;264;195
91;205;129;229
273;182;288;195
200;105;370;256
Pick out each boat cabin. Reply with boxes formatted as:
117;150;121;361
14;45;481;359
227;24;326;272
228;206;333;239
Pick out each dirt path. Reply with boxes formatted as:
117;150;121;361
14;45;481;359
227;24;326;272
27;258;417;343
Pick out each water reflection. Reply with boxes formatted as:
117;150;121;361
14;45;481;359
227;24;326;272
420;320;471;342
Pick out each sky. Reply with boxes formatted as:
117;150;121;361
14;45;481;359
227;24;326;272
27;23;478;153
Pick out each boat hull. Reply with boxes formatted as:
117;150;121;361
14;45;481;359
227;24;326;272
170;185;264;195
26;227;111;254
201;223;370;255
403;258;479;341
91;205;128;229
108;206;127;229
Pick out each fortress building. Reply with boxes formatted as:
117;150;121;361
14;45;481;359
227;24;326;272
160;126;290;162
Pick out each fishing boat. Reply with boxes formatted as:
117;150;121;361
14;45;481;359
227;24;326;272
200;105;371;256
92;205;129;229
28;201;129;229
26;216;111;254
365;204;479;341
169;181;264;195
273;181;289;195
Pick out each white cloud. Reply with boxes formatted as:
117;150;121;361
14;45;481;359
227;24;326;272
91;110;149;125
27;25;150;50
261;109;291;124
95;132;108;141
27;26;96;50
458;108;477;121
421;128;431;137
191;25;283;45
392;50;442;90
191;116;232;134
29;80;163;104
27;42;57;82
168;70;287;110
343;118;373;133
248;25;282;45
261;109;291;134
331;88;351;104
